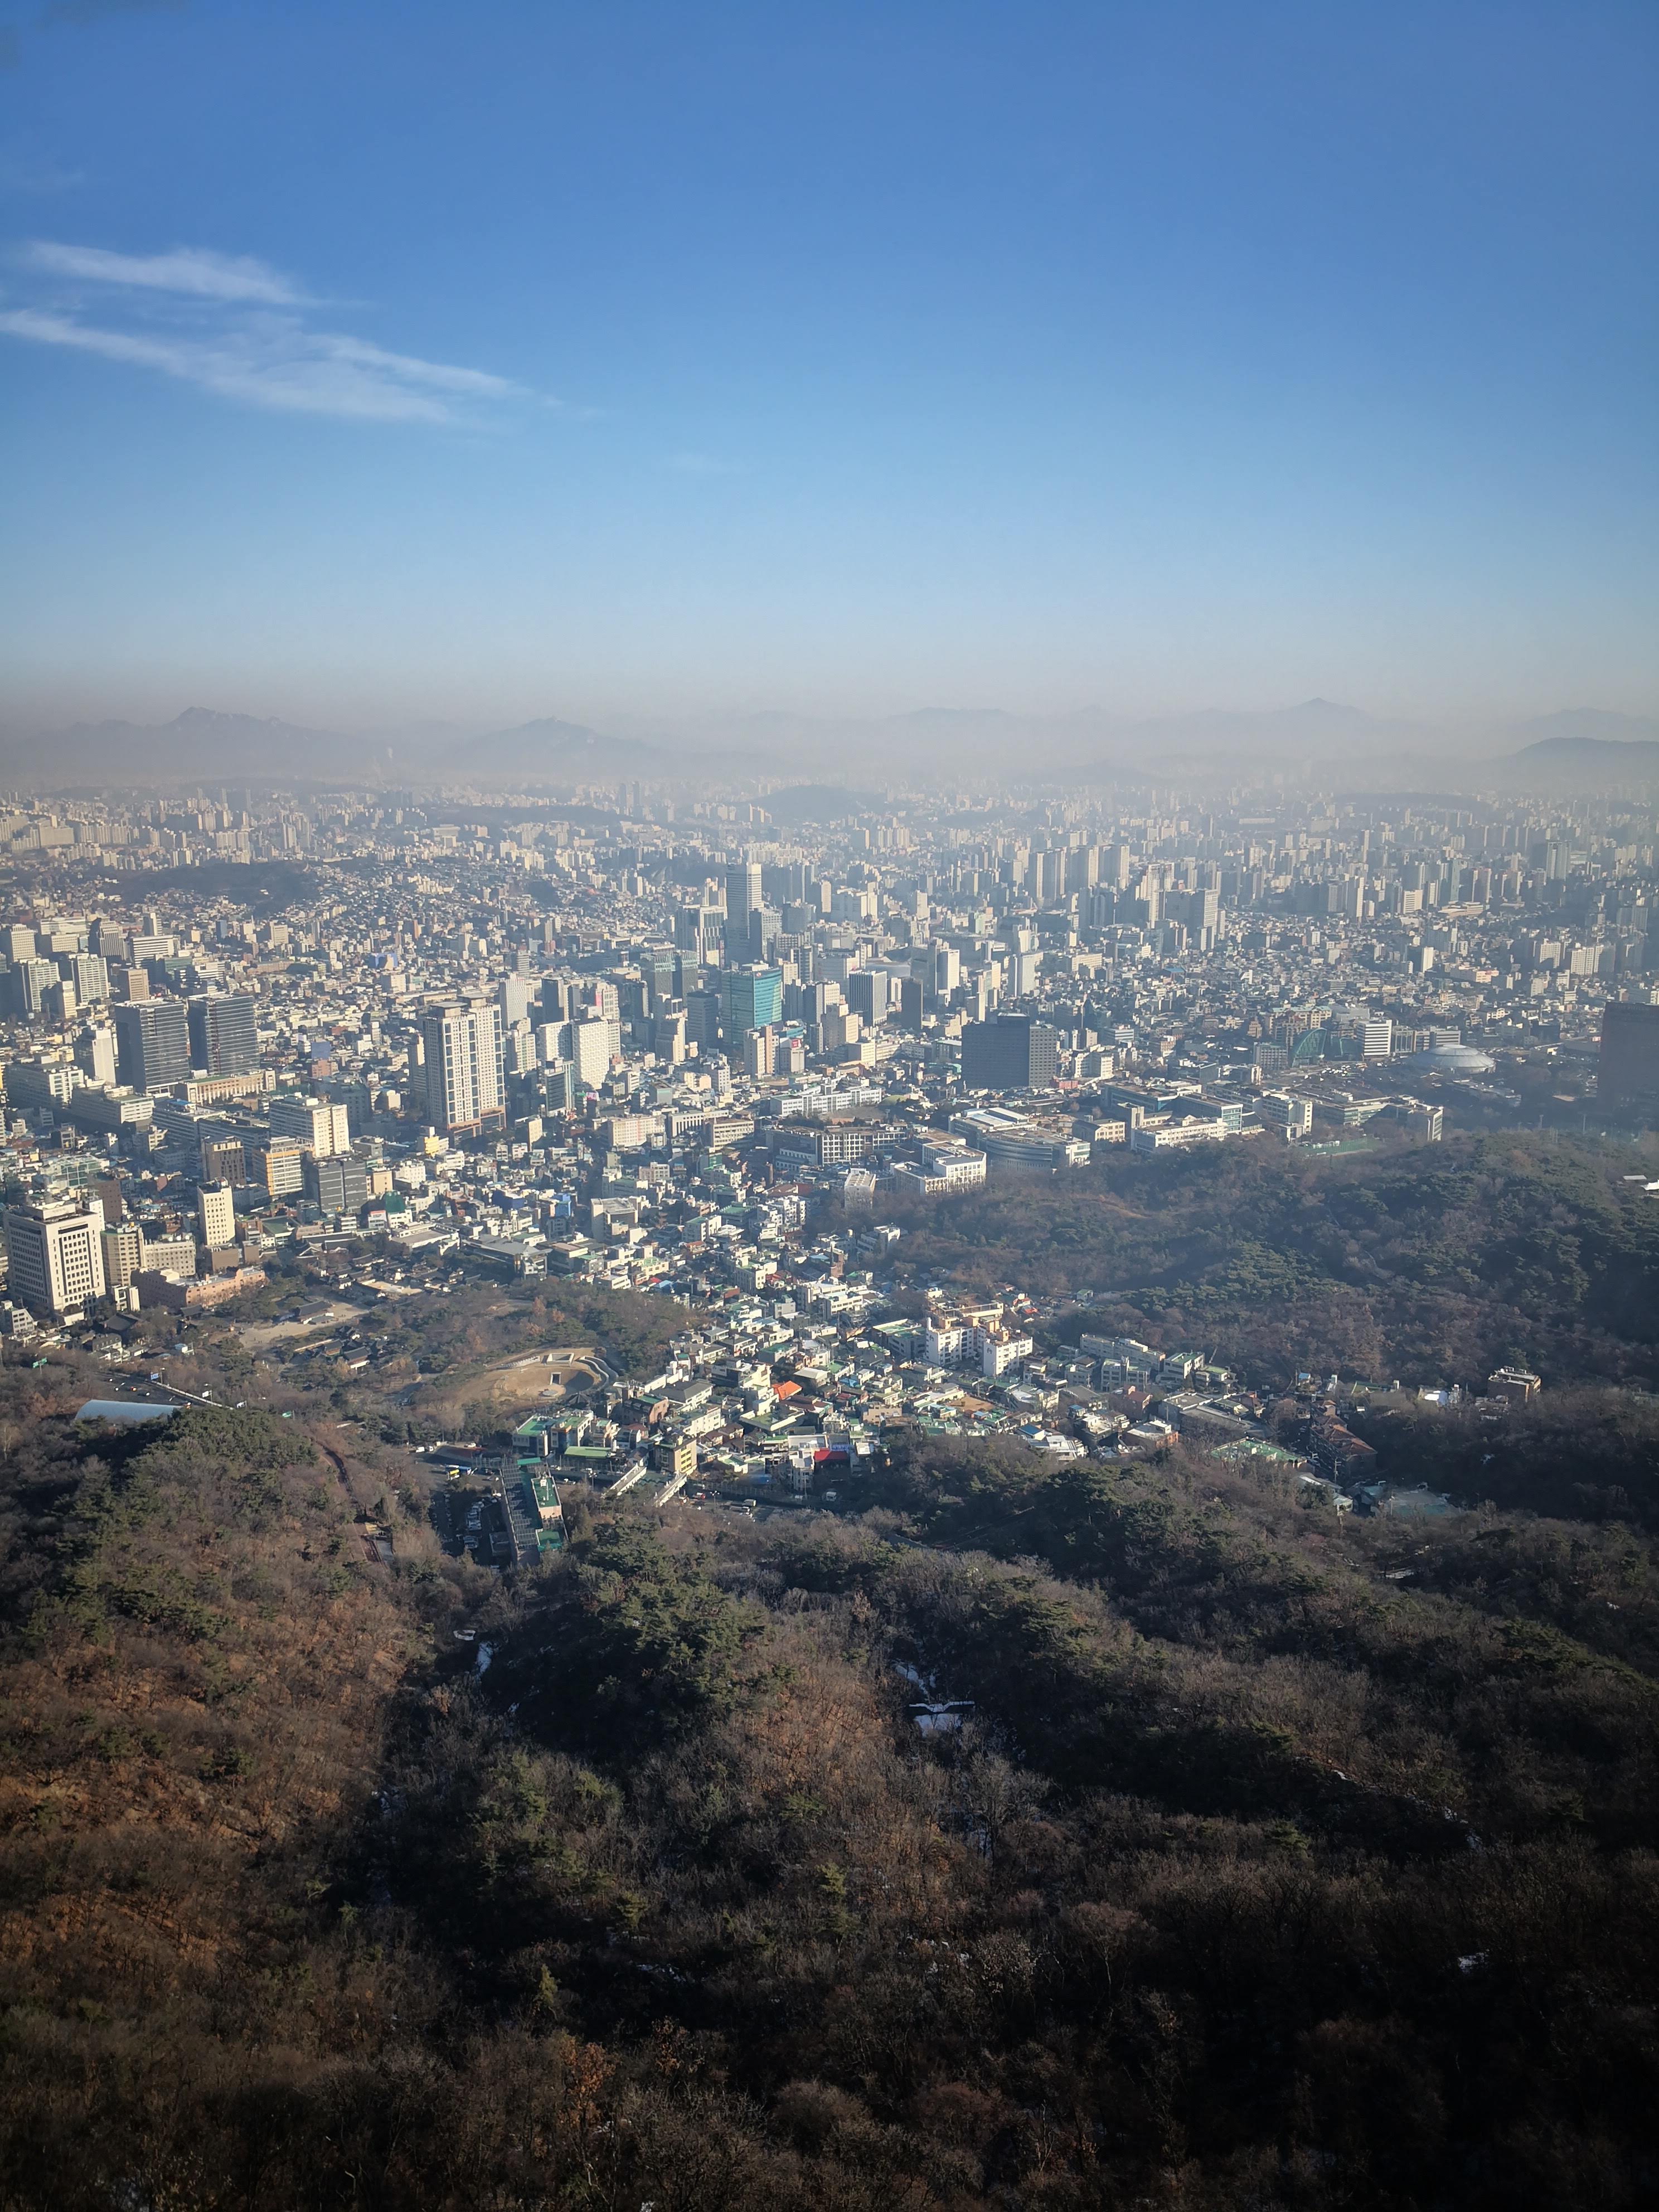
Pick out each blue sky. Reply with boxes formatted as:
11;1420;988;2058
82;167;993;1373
0;0;1653;733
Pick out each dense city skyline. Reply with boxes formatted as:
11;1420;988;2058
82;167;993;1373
5;13;1659;2206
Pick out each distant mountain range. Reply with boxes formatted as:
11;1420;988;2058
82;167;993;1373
460;717;661;777
0;707;368;789
1;698;1653;795
1493;710;1659;787
628;698;1426;782
0;707;655;792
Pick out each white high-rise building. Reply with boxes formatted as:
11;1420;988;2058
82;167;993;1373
197;1181;237;1248
3;1196;106;1318
533;1020;572;1068
571;1017;619;1089
101;1219;143;1291
421;1000;506;1132
74;1024;117;1087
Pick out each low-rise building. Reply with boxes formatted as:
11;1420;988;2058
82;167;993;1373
889;1142;987;1199
948;1108;1090;1171
1488;1365;1542;1404
1129;1114;1229;1153
135;1264;266;1312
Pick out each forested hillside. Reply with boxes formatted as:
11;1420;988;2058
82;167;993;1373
891;1132;1659;1389
2;1366;1656;2210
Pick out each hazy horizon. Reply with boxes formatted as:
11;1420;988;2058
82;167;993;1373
7;693;1657;752
2;2;1655;743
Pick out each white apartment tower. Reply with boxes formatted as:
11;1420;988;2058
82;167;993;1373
197;1181;238;1249
421;1000;506;1132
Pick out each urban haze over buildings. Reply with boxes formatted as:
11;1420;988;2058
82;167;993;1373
1;8;1656;2210
4;768;1657;1337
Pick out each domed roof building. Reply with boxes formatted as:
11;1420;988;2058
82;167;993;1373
1409;1042;1495;1075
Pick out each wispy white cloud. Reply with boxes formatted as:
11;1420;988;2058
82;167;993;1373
0;305;531;422
316;332;523;401
1;238;544;424
26;238;308;303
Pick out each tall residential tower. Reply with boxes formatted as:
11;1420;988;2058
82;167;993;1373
421;1000;506;1133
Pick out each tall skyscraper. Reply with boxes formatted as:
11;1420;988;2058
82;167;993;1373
846;969;890;1026
1600;999;1659;1107
762;861;810;906
722;964;783;1038
641;948;680;1012
113;998;191;1093
685;990;721;1054
672;908;719;962
725;858;763;929
960;1014;1059;1092
9;959;57;1021
420;1000;505;1132
3;1196;107;1318
654;1004;687;1064
187;992;258;1076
